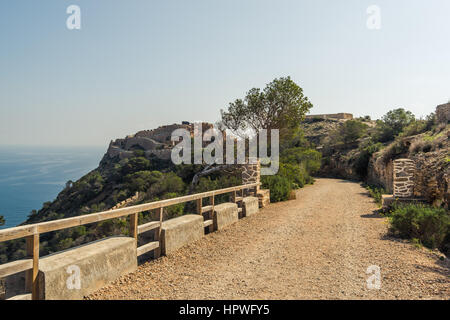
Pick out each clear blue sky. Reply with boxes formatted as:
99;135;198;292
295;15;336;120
1;0;449;146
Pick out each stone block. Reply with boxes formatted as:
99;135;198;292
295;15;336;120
242;197;259;217
161;214;204;255
213;203;239;231
37;236;137;300
256;189;270;208
289;190;297;200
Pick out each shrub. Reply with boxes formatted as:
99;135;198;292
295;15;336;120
381;108;416;137
261;175;291;202
389;204;449;252
399;120;427;137
162;192;185;219
125;170;163;192
339;120;368;145
380;139;409;164
373;108;416;143
278;163;307;188
366;185;386;207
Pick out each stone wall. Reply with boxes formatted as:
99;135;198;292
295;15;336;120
109;192;140;211
241;159;260;188
393;159;415;198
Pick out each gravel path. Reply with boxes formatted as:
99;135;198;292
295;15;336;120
88;178;449;300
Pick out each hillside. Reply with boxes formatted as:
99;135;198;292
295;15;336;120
303;104;449;209
0;122;243;264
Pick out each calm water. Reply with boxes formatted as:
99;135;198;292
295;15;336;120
0;146;105;229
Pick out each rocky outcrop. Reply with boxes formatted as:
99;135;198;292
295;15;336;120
412;151;449;207
367;157;394;193
436;103;450;124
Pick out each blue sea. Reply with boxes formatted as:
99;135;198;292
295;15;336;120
0;146;105;229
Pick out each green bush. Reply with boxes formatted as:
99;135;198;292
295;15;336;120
399;120;427;137
261;175;291;202
339;120;368;145
162;192;185;219
374;108;416;142
366;185;386;207
389;204;449;252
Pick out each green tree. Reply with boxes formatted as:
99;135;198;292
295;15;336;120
0;215;5;226
375;108;416;142
220;76;313;133
339;120;368;145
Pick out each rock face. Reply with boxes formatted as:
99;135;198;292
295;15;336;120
367;157;394;193
436;103;450;124
412;151;449;207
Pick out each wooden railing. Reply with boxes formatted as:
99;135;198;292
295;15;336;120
0;182;260;300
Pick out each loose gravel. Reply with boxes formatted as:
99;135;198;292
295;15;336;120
88;178;449;300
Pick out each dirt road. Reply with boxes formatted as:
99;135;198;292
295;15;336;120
88;178;449;300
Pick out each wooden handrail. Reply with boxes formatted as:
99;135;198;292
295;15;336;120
0;182;260;300
0;182;260;242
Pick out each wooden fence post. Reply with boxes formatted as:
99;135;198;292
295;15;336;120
26;232;39;300
129;213;138;240
196;198;202;215
231;191;237;203
154;207;163;258
209;195;214;233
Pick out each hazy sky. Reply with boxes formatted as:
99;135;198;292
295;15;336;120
1;0;449;146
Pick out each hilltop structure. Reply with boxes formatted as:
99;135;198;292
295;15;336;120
105;122;215;160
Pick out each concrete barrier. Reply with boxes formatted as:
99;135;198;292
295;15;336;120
213;203;238;231
242;197;259;217
37;236;137;300
161;214;204;255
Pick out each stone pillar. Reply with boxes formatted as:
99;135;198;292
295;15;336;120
393;159;415;198
241;158;260;189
